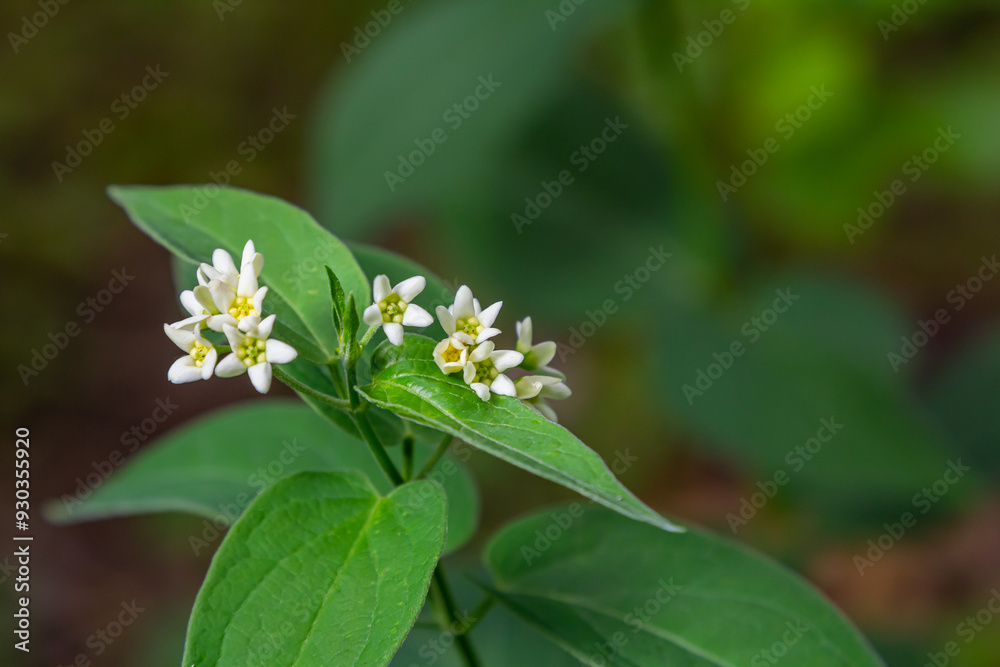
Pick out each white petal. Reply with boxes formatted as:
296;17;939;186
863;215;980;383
238;315;261;333
491;374;517;397
475;327;501;344
469;340;495;363
248;362;273;394
394;275;426;302
453;332;475;346
240;240;256;269
453;286;475;320
180;290;203;317
163;323;195;351
491;350;524;372
253;286;268;315
478;301;503;328
471;383;492;401
237;261;258;297
201;348;218;380
533;341;558;367
213;248;238;277
536;400;559;422
255;314;276;339
251;253;264;277
193;285;217;314
222;324;244;350
473;298;482;316
199;263;224;283
214;352;248;377
373;275;391;302
541;381;572;400
209;280;236;313
265;339;297;365
384;322;404;346
206;314;237;333
168;356;205;383
517;317;533;348
436;306;456;334
463;364;476;384
402;304;433;327
173;314;209;330
363;303;383;327
516;377;542;400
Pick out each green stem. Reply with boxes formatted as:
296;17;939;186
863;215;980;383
416;434;455;480
458;595;496;637
430;568;483;667
272;366;352;410
347;365;404;486
402;436;415;481
358;325;380;349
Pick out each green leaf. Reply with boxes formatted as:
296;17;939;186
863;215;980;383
307;0;642;238
46;401;477;554
182;472;445;666
358;335;679;532
108;184;369;362
342;291;360;366
326;265;347;339
927;326;1000;478
655;273;968;527
484;505;885;667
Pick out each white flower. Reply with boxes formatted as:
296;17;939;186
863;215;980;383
214;315;298;394
433;335;470;375
206;258;268;330
164;316;218;383
197;239;262;288
178;283;231;333
515;375;572;422
436;285;503;346
515;316;563;379
362;274;433;345
463;341;523;402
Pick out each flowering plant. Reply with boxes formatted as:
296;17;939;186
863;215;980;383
53;186;885;666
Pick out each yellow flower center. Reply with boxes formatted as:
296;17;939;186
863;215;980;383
471;357;499;386
236;337;267;367
379;294;407;323
228;295;258;321
456;316;484;338
188;340;212;368
442;345;463;364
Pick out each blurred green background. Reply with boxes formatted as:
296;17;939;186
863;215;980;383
2;0;999;664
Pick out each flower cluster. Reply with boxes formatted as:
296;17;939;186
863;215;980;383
163;240;297;394
364;277;570;420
